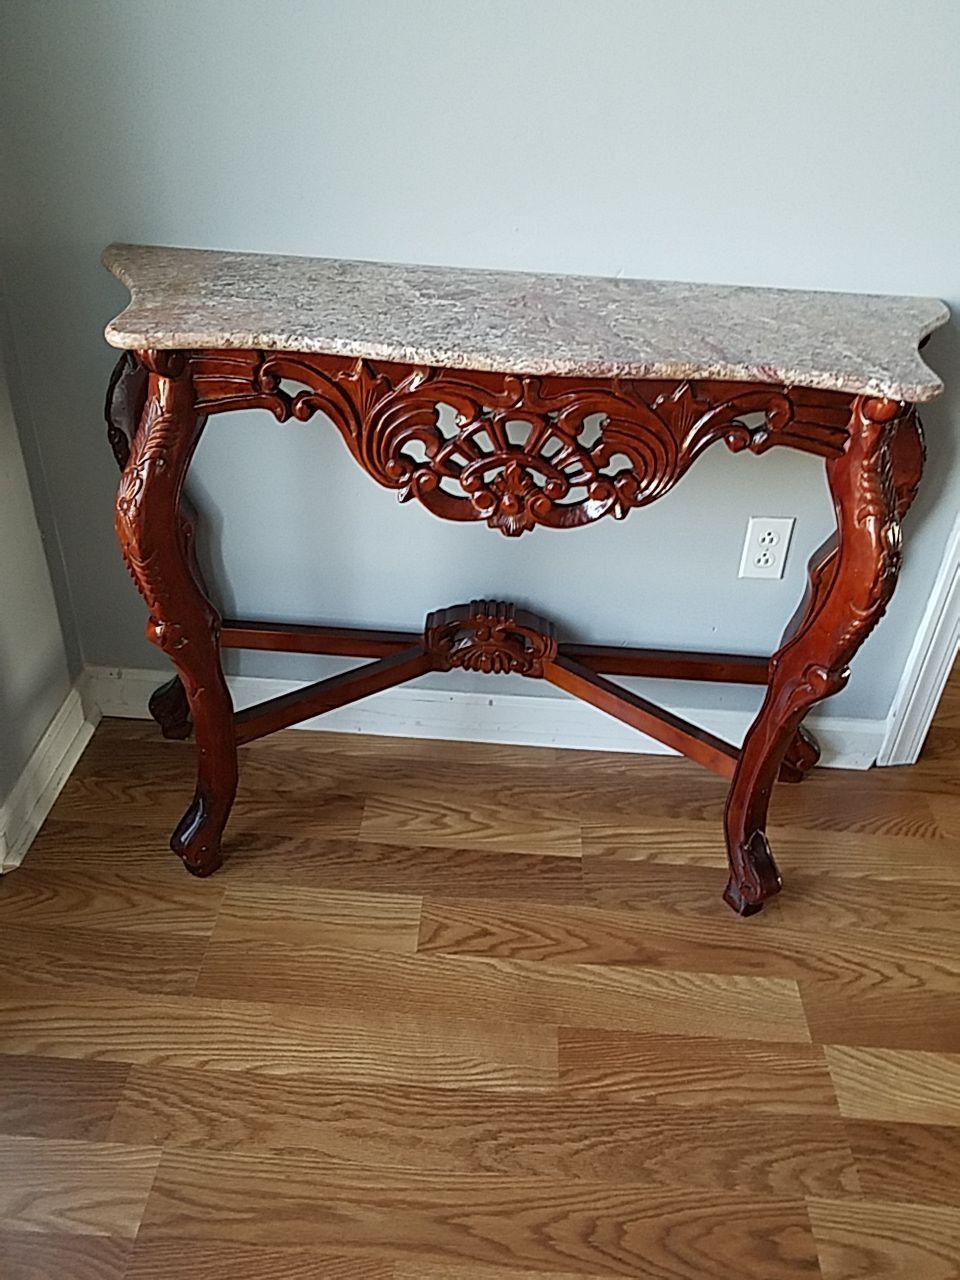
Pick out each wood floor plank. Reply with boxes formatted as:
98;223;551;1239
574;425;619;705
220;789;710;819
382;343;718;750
107;1065;857;1196
417;894;960;990
583;855;960;933
0;1228;131;1280
359;789;582;857
0;864;224;936
808;1196;960;1280
825;1046;960;1126
138;1148;821;1279
567;765;944;841
23;817;357;878
559;1029;838;1114
0;1134;159;1238
9;666;960;1277
0;1055;129;1141
392;1266;606;1280
584;815;960;884
15;817;200;873
195;940;811;1041
226;837;588;901
0;921;207;995
30;820;587;903
803;983;960;1052
0;983;556;1090
73;735;348;795
126;1238;393;1279
49;775;365;839
212;883;422;952
844;1119;960;1207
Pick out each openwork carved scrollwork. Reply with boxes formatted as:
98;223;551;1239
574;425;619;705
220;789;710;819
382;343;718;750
426;600;558;676
187;350;851;536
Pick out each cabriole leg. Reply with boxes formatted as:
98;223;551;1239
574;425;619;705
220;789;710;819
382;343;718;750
722;396;920;915
114;351;237;875
106;352;193;741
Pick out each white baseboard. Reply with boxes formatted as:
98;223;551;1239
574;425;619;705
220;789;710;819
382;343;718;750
878;511;960;766
0;685;98;872
83;664;886;770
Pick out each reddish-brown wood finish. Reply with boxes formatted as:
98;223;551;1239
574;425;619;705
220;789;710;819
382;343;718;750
113;351;237;876
188;351;851;536
147;676;192;741
220;619;771;684
109;349;921;913
234;647;432;746
543;655;740;778
722;398;921;914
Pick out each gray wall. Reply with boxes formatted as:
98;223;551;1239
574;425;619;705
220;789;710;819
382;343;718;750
0;294;72;800
1;0;957;722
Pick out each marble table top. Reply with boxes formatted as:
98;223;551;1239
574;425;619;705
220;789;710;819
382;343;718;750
103;243;949;402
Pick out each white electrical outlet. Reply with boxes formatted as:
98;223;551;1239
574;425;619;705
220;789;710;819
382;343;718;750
739;516;795;579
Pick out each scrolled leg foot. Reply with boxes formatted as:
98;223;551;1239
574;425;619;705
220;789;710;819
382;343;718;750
148;676;193;740
779;723;821;783
722;879;765;917
722;830;782;916
171;792;225;876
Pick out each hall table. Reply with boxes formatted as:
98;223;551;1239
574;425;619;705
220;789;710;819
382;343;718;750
102;244;948;914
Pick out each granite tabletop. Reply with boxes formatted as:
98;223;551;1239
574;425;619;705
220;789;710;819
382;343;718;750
102;244;949;402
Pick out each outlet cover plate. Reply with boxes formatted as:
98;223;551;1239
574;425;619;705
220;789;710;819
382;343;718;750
739;516;796;580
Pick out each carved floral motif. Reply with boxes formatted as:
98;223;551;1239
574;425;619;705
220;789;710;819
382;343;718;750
188;351;851;536
425;600;558;676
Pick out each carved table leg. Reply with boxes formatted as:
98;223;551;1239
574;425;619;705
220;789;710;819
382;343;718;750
115;352;237;875
107;352;194;740
722;397;919;915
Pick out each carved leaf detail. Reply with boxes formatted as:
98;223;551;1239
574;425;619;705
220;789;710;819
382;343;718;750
425;600;558;677
189;352;851;536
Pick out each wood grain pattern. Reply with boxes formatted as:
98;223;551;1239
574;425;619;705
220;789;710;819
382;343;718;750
0;865;225;935
0;1134;159;1238
584;815;960;884
583;855;960;933
825;1045;960;1126
0;1055;129;1141
49;772;365;839
844;1119;960;1206
107;1066;857;1196
226;837;587;903
0;1229;131;1280
358;788;582;856
6;661;960;1277
808;1197;960;1280
138;1148;820;1279
803;984;960;1052
417;894;960;990
195;939;811;1041
0;921;207;995
0;985;554;1090
391;1266;609;1280
212;884;423;952
559;1029;839;1114
126;1239;394;1279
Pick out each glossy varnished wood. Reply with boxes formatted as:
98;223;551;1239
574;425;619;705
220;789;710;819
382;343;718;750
220;618;772;684
109;349;923;912
3;667;960;1276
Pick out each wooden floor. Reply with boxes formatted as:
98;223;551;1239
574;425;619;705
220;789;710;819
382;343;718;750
3;673;960;1280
